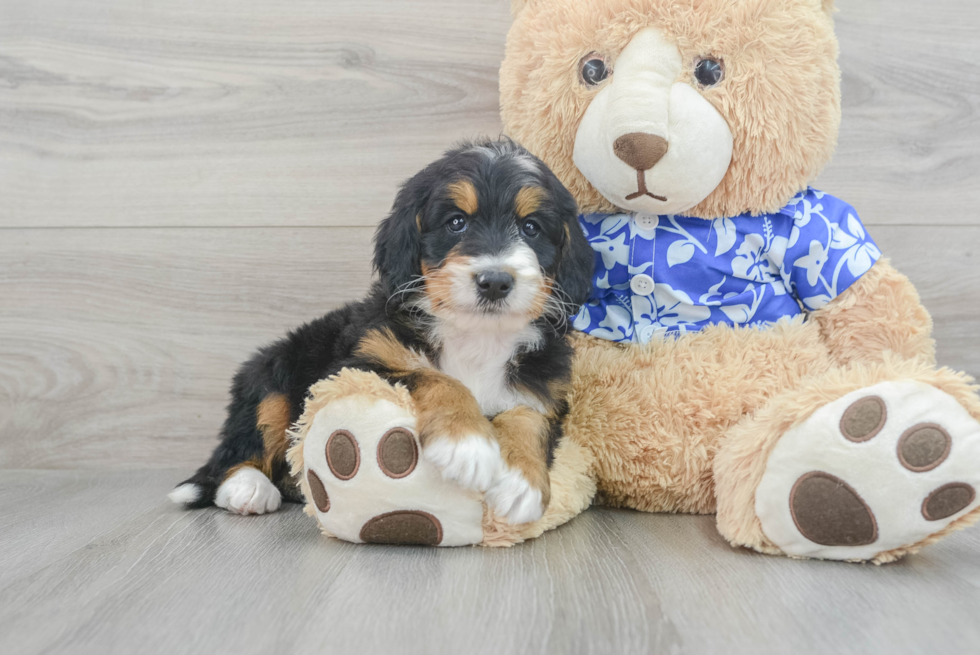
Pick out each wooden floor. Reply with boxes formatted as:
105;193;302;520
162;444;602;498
4;469;980;655
2;1;980;653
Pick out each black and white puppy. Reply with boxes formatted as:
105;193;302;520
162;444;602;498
169;139;594;524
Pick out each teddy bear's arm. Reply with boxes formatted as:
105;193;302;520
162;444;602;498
810;258;936;367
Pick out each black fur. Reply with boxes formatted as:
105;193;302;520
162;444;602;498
175;138;594;508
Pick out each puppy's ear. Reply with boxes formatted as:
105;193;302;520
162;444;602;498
374;172;429;296
553;187;594;308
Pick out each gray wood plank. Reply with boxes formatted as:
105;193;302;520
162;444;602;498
0;469;181;589
1;0;978;228
816;1;980;225
0;0;510;228
1;225;977;470
2;2;979;654
0;227;373;469
0;469;978;655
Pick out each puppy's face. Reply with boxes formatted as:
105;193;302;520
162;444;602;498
375;141;594;331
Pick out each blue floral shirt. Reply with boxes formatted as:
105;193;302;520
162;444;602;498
573;189;881;343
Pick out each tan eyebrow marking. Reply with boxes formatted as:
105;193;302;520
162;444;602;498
515;186;545;218
447;179;478;215
416;213;422;232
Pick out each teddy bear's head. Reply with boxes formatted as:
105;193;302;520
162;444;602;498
501;0;840;219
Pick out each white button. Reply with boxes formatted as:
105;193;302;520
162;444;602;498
630;274;655;296
641;326;656;342
635;213;658;230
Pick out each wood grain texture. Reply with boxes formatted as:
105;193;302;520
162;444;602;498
816;1;980;224
2;469;980;655
2;0;979;227
1;225;977;470
0;469;176;589
1;2;979;651
0;227;373;469
0;0;510;228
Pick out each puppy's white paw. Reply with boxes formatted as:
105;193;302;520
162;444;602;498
215;468;282;515
423;435;502;492
486;467;545;525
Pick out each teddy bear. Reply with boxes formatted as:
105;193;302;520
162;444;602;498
290;0;980;562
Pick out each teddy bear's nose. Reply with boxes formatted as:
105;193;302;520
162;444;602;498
613;132;669;171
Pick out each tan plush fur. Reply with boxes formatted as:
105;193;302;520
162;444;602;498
286;368;415;527
491;0;980;562
291;0;977;560
813;258;937;367
568;318;833;514
501;0;840;219
713;356;980;564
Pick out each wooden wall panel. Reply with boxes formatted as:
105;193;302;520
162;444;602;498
0;226;975;470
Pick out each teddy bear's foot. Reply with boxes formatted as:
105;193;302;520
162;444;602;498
297;392;485;547
755;380;980;561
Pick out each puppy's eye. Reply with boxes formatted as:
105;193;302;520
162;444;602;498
521;220;541;238
694;57;724;88
447;214;467;234
579;54;610;87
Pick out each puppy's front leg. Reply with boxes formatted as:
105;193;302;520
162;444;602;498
349;367;504;493
485;407;553;525
407;372;503;492
356;329;502;492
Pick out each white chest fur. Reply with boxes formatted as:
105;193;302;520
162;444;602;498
434;324;545;416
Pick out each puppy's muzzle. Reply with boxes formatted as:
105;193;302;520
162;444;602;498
475;270;514;302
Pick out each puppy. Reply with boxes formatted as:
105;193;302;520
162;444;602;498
169;138;594;524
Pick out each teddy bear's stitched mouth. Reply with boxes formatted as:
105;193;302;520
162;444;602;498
624;169;667;202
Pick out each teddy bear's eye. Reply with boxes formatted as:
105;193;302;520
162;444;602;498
694;57;725;88
579;54;610;86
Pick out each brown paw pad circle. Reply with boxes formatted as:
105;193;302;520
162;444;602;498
898;423;951;472
307;470;330;512
922;483;976;521
377;428;418;479
359;510;443;545
790;472;878;546
326;429;360;480
839;396;887;442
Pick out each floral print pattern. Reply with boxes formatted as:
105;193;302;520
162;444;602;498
573;189;881;343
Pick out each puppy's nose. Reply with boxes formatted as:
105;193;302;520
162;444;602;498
476;270;514;302
613;132;669;171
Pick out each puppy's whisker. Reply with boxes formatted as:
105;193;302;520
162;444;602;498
385;276;428;316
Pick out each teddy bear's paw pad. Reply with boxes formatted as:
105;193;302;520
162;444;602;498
301;395;484;547
215;467;282;515
306;470;330;513
377;428;418;478
359;510;443;546
839;395;887;442
789;472;877;547
485;468;545;525
922;483;976;521
325;429;360;480
423;435;502;493
756;380;980;561
898;424;951;472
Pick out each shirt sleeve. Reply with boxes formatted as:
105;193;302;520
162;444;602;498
781;190;882;311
